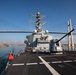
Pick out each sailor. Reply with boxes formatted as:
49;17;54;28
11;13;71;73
8;53;14;64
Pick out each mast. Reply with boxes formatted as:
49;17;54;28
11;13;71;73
36;12;42;32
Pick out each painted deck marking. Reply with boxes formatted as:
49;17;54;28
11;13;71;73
26;63;38;65
63;60;73;62
38;56;60;75
74;60;76;62
52;60;73;64
12;59;76;66
12;63;24;66
52;61;62;63
39;62;50;64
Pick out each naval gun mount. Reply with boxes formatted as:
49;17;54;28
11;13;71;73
24;12;74;53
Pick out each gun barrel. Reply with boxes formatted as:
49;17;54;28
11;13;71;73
55;29;74;43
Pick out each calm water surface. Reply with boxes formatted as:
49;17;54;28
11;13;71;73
0;46;25;58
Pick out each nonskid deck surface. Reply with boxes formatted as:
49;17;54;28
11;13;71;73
6;52;76;75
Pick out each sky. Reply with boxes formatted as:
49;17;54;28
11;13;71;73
0;0;76;44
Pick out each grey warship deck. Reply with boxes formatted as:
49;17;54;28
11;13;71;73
6;52;76;75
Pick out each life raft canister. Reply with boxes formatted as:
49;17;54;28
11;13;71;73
8;53;14;60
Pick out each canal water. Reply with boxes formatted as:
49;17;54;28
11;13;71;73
0;46;25;74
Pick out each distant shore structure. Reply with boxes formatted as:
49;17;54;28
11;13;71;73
67;19;74;51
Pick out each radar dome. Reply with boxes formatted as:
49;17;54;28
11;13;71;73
45;30;49;33
37;12;40;14
33;30;37;33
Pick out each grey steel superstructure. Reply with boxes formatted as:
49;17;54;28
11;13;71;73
24;12;62;53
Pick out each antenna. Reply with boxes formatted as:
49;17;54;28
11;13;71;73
29;11;47;32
